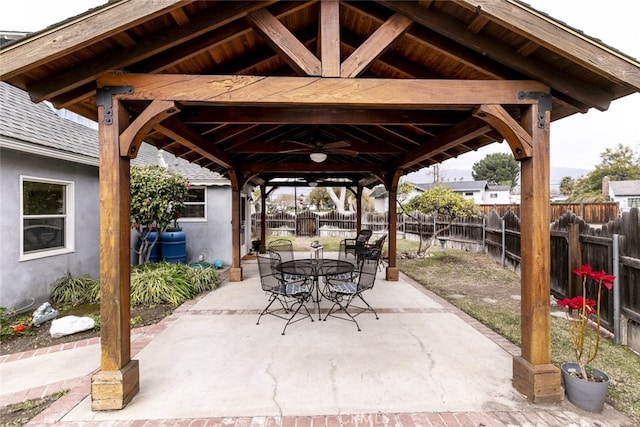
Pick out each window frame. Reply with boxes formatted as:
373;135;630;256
628;196;640;209
179;185;207;222
20;176;75;261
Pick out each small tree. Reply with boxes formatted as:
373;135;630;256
131;165;190;264
472;152;520;188
402;186;478;254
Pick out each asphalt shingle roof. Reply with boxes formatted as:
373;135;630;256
609;180;640;196
0;82;224;183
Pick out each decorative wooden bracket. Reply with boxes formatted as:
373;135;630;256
96;86;134;125
120;100;180;158
473;104;533;160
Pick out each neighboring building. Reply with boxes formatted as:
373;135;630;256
0;83;253;310
372;180;512;212
608;180;640;213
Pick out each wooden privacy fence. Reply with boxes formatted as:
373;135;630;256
478;202;619;224
252;207;640;343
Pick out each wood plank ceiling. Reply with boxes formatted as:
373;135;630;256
1;0;639;188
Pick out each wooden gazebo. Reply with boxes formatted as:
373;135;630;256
2;0;639;410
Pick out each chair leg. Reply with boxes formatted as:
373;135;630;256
282;298;313;335
356;294;379;319
323;296;361;331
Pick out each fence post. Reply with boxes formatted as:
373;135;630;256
567;223;581;297
501;218;506;267
483;216;486;254
613;234;621;345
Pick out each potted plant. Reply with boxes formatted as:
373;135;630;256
557;264;615;412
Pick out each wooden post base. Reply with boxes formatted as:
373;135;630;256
91;360;139;411
512;356;563;403
385;267;399;281
230;267;243;282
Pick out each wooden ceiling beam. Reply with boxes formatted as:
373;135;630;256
0;0;188;80
26;1;273;102
380;1;613;110
461;0;640;91
320;0;341;77
154;118;234;170
98;73;549;107
396;117;492;169
246;8;321;76
180;106;468;125
341;12;413;77
243;162;385;173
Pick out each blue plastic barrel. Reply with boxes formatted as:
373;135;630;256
161;229;186;263
137;231;161;262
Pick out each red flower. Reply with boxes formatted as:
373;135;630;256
558;296;595;311
572;264;592;277
13;324;27;333
590;270;615;290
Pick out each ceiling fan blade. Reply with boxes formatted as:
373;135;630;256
279;148;310;154
323;141;350;149
330;148;358;156
281;139;313;148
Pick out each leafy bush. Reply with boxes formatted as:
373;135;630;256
130;262;218;306
50;273;100;306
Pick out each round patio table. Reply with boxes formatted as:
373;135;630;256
277;259;355;320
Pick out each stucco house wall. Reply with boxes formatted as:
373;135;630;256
0;148;101;310
0;82;251;310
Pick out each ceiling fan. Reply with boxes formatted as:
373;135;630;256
280;134;358;162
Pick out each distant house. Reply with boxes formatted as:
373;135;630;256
0;83;253;310
608;180;640;213
372;180;512;212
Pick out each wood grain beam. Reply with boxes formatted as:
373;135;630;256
98;73;549;107
154;118;234;169
320;0;341;77
341;13;413;77
380;1;613;110
0;0;189;80
26;1;272;102
246;8;321;76
462;0;640;91
243;162;384;173
396;117;492;169
180;106;468;125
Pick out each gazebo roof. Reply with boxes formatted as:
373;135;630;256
1;0;639;187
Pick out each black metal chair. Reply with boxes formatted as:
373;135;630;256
361;234;387;269
256;251;313;335
322;250;381;331
267;238;295;262
341;229;373;261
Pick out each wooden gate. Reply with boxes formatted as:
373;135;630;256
296;210;317;236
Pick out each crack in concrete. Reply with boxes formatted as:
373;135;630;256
265;360;283;417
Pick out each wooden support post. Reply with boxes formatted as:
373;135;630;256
567;223;582;297
260;183;267;253
92;97;139;410
356;185;363;233
513;102;562;403
230;186;243;281
386;171;402;281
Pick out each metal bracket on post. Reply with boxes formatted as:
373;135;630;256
518;91;552;128
96;86;134;125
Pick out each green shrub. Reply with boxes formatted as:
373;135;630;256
186;265;219;294
50;273;100;306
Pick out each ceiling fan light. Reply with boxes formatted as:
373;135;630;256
308;180;318;187
310;152;327;163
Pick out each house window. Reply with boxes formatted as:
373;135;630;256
180;186;206;221
464;192;473;196
490;193;498;199
629;197;640;208
21;177;74;259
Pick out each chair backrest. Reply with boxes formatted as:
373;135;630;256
371;234;386;250
356;229;373;244
257;251;282;291
357;255;379;292
267;238;295;262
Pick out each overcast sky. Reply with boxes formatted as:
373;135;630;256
1;0;638;174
